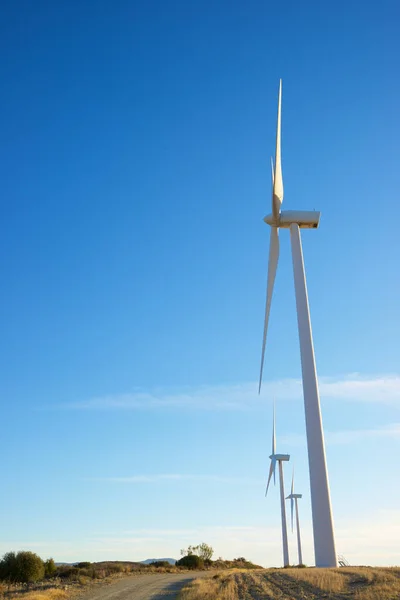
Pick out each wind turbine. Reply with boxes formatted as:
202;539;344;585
259;80;337;568
286;469;303;566
266;405;290;567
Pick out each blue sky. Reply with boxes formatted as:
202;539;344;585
0;0;400;567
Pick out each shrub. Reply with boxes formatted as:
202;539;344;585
44;559;57;578
0;551;45;583
176;555;204;570
75;562;91;569
57;566;80;580
149;561;171;568
0;552;18;580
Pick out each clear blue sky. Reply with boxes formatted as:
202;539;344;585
1;0;400;566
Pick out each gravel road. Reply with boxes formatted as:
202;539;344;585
79;572;206;600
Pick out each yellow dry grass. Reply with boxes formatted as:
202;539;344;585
179;573;238;600
179;566;400;600
19;590;68;600
284;566;346;592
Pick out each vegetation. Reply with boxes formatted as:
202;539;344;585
3;548;400;600
176;555;205;570
0;554;180;590
148;561;172;568
43;560;56;579
0;552;45;583
180;544;214;561
178;567;400;600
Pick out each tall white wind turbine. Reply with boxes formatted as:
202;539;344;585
259;80;337;568
286;469;303;566
266;406;290;567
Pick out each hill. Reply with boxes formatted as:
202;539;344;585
141;558;176;565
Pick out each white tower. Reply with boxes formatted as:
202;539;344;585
266;406;290;567
259;81;337;568
286;469;304;566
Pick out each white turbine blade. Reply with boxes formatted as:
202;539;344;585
272;79;283;220
291;497;294;532
265;457;277;496
271;156;274;185
272;402;276;455
258;227;280;392
265;461;274;496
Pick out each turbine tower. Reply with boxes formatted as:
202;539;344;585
286;469;303;566
259;80;337;568
266;406;290;567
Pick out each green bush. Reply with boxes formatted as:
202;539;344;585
0;552;17;581
149;561;171;568
0;551;45;583
75;562;91;569
44;558;56;578
176;555;204;569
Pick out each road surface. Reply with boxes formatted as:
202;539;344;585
80;572;206;600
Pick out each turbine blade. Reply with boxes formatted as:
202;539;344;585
272;79;283;220
272;402;276;455
271;156;274;185
291;497;294;532
265;460;274;497
258;227;280;392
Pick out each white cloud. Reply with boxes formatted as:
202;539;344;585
320;374;400;403
282;422;400;447
59;374;400;411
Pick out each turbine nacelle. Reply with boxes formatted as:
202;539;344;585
286;493;302;499
264;210;321;229
270;453;290;461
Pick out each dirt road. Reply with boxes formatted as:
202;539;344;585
79;572;206;600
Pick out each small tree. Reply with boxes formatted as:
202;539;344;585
180;544;213;561
180;545;195;556
44;558;56;578
196;543;213;561
0;551;44;583
176;555;204;569
0;552;18;581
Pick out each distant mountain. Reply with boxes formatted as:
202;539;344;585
141;558;176;565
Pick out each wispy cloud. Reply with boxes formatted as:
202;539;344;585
59;374;400;411
87;474;261;485
282;422;400;446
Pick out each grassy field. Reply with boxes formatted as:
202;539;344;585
178;567;400;600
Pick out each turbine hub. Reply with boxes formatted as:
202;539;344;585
270;453;290;461
264;210;321;229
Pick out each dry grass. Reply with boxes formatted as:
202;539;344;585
13;591;68;600
284;566;347;592
178;567;400;600
179;573;238;600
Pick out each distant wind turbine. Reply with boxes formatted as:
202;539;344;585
258;80;337;568
286;468;303;566
266;405;290;567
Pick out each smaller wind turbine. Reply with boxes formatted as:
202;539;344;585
286;469;303;566
266;406;290;567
